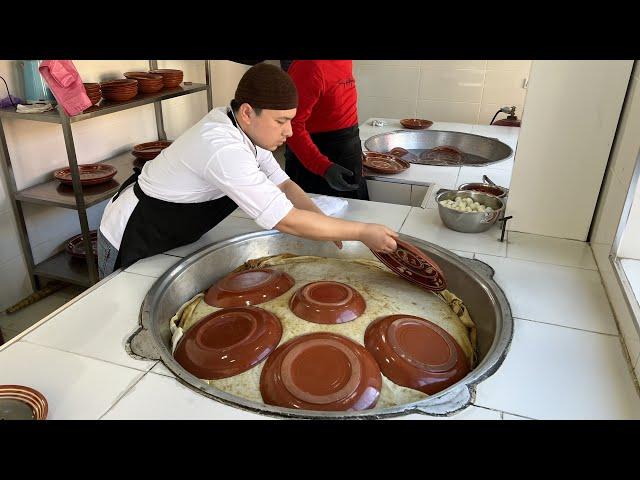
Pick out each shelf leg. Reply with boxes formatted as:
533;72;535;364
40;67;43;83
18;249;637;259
0;118;39;291
205;59;213;112
149;60;167;141
60;115;99;284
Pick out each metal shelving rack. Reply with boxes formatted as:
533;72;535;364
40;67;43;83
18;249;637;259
0;60;213;289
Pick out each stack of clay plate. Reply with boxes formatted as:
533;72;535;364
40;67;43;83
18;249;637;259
100;79;138;102
148;69;183;88
123;72;164;93
83;83;102;106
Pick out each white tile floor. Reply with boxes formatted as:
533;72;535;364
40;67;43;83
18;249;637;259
475;254;617;335
102;372;266;420
507;232;598;270
21;273;158;371
0;285;85;343
0;341;144;420
473;318;640;419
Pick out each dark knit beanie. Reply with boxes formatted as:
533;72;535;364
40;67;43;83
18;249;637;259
234;63;298;110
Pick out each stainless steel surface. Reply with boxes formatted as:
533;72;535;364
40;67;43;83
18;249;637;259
483;174;497;186
436;190;505;233
129;230;513;419
364;130;513;167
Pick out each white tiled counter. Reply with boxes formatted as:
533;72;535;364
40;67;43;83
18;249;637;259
359;118;519;206
1;198;639;420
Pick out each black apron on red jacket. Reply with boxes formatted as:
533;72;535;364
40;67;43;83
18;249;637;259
284;125;369;200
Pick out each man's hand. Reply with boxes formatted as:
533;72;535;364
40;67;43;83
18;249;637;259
323;163;360;191
359;224;398;253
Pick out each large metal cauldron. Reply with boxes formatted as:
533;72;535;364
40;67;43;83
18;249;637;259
127;231;513;419
364;130;513;166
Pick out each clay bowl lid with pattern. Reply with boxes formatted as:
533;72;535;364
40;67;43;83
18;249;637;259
289;281;366;324
362;152;410;174
0;385;48;420
65;230;98;259
204;268;295;308
53;164;117;186
400;118;433;129
387;147;418;163
365;314;469;395
371;238;447;292
420;145;464;165
260;332;382;411
174;306;283;379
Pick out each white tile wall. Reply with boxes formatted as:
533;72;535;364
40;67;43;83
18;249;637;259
355;60;531;126
482;70;529;105
419;69;485;103
356;64;421;101
0;255;31;311
416;100;480;124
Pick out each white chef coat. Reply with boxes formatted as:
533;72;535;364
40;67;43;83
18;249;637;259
99;106;294;249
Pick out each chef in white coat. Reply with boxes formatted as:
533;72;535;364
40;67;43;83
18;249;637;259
97;63;398;278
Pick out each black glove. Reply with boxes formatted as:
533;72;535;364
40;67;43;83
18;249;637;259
323;163;360;191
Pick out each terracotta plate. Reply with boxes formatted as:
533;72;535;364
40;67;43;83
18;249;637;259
0;385;48;420
204;268;295;307
174;306;283;379
132;140;173;160
260;332;381;411
53;164;117;186
371;238;447;291
65;230;98;259
420;145;464;165
387;147;418;163
362;152;410;174
289;281;366;324
365;314;469;395
400;118;433;130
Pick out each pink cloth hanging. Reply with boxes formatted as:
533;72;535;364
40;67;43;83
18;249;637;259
39;60;91;116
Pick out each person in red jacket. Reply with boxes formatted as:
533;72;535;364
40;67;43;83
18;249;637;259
284;60;368;200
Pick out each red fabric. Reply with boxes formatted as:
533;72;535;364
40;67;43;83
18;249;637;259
286;61;358;176
39;60;91;116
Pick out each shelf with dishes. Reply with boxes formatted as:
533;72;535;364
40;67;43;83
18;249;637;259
14;140;171;209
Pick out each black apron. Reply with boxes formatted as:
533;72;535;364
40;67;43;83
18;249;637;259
113;110;246;271
284;125;369;200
